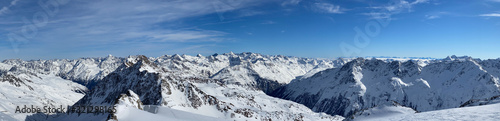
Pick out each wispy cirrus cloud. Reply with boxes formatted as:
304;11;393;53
0;0;21;15
261;20;276;24
423;12;454;20
139;30;228;42
488;0;500;2
425;15;439;19
384;0;429;12
480;13;500;17
3;0;235;44
0;0;271;59
364;0;430;20
313;2;344;14
281;0;301;6
361;12;392;20
235;9;266;18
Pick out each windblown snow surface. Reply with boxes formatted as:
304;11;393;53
354;102;500;121
110;90;230;121
113;105;230;121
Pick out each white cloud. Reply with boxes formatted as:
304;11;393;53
5;0;268;41
81;0;258;22
0;0;20;15
480;13;500;17
237;10;265;17
147;30;227;42
0;0;272;57
0;7;9;15
281;0;301;6
364;0;430;20
314;3;343;14
423;12;454;20
362;12;392;20
384;0;429;13
10;0;20;5
425;15;439;19
68;0;263;42
261;20;276;24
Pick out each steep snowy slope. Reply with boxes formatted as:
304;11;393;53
0;71;87;120
0;112;17;121
352;102;417;121
109;90;227;121
271;56;500;117
112;105;231;121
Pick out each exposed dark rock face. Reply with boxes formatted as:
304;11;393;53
75;60;162;106
0;72;33;90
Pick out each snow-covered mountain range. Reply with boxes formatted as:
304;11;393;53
0;53;499;121
270;55;500;119
1;55;124;88
1;53;345;121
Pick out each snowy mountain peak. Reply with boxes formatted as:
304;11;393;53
116;90;143;110
0;62;12;71
172;54;184;61
126;55;149;65
223;51;237;57
444;55;474;62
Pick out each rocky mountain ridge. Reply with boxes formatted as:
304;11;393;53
270;56;500;119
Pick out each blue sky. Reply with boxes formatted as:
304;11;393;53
0;0;499;60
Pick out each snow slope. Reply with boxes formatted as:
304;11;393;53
0;112;17;121
352;102;417;121
0;72;87;120
354;102;500;121
109;90;231;121
113;105;231;121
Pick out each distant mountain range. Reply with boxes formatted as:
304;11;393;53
1;52;499;121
